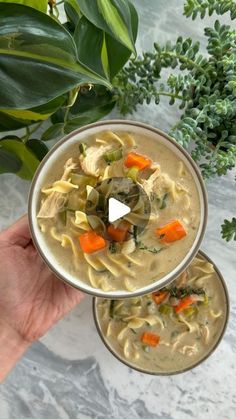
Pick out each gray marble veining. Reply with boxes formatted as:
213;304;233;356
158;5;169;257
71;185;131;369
1;1;236;418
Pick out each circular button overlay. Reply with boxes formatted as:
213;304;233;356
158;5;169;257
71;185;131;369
85;177;151;241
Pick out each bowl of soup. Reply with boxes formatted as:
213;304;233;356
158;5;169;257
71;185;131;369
28;120;207;297
93;251;229;374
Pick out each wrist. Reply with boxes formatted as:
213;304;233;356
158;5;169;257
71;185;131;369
0;319;30;382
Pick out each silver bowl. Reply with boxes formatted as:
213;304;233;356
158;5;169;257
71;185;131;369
28;120;207;298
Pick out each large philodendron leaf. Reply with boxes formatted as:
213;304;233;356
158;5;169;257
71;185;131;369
105;1;138;79
0;95;67;130
0;0;48;12
0;136;40;179
76;0;136;54
64;0;81;28
43;86;115;140
74;1;138;80
0;4;111;109
74;16;108;78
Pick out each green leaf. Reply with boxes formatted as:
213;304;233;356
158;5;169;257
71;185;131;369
0;147;22;174
64;102;114;133
74;16;107;78
64;85;115;132
64;0;81;28
0;95;67;131
0;136;40;179
0;0;48;13
97;0;135;53
105;1;138;79
0;111;28;131
41;123;64;141
0;4;111;109
76;0;136;53
26;139;49;160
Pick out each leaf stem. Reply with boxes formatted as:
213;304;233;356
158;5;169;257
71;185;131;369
155;91;184;101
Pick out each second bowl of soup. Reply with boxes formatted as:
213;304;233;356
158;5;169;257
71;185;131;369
93;252;229;374
28;120;207;297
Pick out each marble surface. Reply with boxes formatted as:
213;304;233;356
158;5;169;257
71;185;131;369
0;1;236;418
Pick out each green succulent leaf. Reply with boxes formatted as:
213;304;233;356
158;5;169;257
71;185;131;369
0;4;111;110
26;138;49;161
76;0;136;53
221;217;236;241
0;136;40;179
0;0;48;13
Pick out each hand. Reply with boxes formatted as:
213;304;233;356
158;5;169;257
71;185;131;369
0;215;84;381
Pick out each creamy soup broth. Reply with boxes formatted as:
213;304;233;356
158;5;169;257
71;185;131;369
96;254;228;373
37;130;200;292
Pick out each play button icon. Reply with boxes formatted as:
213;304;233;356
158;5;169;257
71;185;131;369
108;197;131;223
85;177;151;241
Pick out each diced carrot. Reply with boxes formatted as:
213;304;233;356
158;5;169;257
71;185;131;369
152;290;169;305
156;220;187;244
124;152;152;170
174;295;195;313
141;332;160;347
107;222;130;242
79;231;106;254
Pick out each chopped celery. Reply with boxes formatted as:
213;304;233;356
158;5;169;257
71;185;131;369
70;173;96;187
104;148;123;163
202;294;209;306
126;166;139;181
59;210;67;225
79;143;87;156
59;209;75;225
183;306;198;318
159;304;172;315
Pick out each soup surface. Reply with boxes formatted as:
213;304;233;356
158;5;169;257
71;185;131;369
37;130;200;291
96;254;228;373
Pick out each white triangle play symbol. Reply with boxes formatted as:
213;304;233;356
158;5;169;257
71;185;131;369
108;197;131;223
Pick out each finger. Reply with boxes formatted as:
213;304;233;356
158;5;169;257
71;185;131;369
1;214;32;248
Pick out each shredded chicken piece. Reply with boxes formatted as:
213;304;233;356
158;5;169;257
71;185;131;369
176;270;189;287
141;168;161;196
141;170;176;198
37;158;79;218
80;145;112;177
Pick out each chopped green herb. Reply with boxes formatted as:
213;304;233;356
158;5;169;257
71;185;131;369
97;193;106;211
109;300;115;318
169;286;206;299
160;193;168;209
136;241;162;254
109;242;117;254
79;143;87;157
